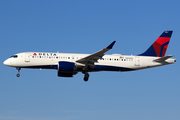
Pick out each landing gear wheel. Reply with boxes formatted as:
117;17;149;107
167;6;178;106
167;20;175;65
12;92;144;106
84;73;89;82
16;73;20;77
16;67;21;77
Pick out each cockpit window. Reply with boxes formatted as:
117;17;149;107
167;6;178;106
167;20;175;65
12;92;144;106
10;55;18;58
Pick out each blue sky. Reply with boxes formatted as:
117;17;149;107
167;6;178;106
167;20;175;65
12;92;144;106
0;0;180;120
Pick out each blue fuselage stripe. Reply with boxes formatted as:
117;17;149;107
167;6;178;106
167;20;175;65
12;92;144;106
20;65;134;72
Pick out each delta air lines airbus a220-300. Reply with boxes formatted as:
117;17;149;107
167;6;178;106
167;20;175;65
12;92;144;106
4;31;176;81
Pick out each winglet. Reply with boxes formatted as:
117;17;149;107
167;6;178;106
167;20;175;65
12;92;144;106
106;41;116;49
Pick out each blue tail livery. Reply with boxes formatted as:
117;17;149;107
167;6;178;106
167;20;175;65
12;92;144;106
139;31;173;57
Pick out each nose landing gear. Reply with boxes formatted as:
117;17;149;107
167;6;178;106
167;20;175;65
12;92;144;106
16;67;21;77
17;73;20;77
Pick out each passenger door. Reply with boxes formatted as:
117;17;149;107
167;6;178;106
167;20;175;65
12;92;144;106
25;53;30;62
135;57;140;66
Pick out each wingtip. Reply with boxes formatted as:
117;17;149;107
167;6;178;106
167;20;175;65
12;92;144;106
106;41;116;49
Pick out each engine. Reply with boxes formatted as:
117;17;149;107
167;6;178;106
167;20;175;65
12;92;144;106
58;61;77;77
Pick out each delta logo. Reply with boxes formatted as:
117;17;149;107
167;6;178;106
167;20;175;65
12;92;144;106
33;53;37;56
33;53;57;56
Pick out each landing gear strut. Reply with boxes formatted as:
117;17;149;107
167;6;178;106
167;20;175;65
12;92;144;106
16;67;21;77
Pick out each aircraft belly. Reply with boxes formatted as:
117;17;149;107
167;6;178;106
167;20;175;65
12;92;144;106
93;65;134;71
91;61;135;72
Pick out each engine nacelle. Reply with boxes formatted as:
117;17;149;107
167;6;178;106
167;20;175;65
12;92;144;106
58;61;76;71
58;61;77;77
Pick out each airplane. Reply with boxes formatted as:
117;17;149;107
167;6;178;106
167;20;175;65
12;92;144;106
3;31;176;81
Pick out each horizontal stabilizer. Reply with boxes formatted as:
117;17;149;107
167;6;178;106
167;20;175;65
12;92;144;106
153;55;173;62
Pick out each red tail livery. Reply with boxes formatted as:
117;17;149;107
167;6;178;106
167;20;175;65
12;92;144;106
140;31;173;57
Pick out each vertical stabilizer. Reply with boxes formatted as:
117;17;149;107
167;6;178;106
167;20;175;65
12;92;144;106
139;31;173;57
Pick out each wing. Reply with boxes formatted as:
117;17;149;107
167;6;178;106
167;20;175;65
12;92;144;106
76;41;116;67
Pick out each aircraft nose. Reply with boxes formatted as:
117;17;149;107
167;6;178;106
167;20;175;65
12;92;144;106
3;59;12;66
3;60;8;65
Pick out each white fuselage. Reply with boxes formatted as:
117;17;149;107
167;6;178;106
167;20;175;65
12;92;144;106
4;52;176;72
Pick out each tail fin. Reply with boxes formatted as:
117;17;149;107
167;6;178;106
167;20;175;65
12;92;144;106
139;31;173;57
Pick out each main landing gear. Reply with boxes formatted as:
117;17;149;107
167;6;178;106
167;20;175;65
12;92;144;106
16;67;21;77
83;72;89;82
82;67;90;82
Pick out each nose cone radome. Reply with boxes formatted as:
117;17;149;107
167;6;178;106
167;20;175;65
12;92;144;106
3;60;8;65
3;59;12;66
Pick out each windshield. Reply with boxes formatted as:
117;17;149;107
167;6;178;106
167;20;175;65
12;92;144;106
10;55;18;58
